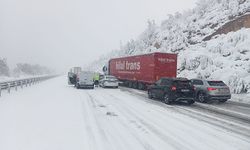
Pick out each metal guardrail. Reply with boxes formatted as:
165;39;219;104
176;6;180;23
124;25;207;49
0;75;57;97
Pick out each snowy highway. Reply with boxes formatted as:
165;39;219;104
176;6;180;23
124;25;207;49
1;76;250;150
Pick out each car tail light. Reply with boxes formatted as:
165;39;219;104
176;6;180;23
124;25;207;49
207;87;217;91
171;86;177;91
192;86;196;90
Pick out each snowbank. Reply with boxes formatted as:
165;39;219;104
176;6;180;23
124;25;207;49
178;28;250;94
87;0;250;96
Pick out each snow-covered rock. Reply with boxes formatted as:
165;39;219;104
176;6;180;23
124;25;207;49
87;0;250;95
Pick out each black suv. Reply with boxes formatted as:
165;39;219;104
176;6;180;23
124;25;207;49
148;78;195;105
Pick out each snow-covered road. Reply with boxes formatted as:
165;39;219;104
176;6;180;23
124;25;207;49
0;76;250;150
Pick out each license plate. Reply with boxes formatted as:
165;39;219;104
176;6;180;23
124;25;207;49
181;89;190;92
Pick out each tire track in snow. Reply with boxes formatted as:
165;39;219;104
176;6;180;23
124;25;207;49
102;92;216;150
119;87;250;140
95;90;201;150
100;89;249;149
86;90;157;150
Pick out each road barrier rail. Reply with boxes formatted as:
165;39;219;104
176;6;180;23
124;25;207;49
0;75;57;97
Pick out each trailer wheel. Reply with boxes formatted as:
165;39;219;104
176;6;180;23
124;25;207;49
138;83;145;90
132;82;138;89
128;81;133;88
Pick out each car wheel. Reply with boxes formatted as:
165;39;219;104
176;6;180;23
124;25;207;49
197;92;207;103
219;99;227;103
163;94;172;105
76;84;80;89
148;90;153;99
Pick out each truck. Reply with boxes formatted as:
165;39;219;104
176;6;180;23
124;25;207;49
108;52;177;90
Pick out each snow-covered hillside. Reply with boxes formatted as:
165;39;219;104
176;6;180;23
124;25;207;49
87;0;250;94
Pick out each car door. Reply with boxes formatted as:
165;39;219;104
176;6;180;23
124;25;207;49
158;79;171;99
155;79;169;99
150;79;162;98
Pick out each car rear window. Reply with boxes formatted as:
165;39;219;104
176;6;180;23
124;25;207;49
192;80;203;85
207;81;226;86
174;80;191;87
160;79;171;85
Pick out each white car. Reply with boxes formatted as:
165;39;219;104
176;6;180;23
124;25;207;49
100;75;119;88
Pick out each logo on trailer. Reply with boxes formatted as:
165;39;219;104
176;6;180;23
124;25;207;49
158;58;175;63
115;61;140;71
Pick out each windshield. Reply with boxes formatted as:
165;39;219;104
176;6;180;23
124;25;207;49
207;81;226;86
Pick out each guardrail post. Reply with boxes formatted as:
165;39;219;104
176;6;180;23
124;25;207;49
20;81;23;88
8;83;11;93
26;80;28;87
29;80;32;86
0;85;2;97
15;82;18;91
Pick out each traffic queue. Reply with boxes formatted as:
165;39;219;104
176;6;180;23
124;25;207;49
68;52;231;105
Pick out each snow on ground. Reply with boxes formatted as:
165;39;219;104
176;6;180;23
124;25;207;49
232;93;250;104
0;76;18;82
0;76;250;150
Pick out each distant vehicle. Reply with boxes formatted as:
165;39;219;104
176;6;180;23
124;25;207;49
93;72;100;87
72;67;82;74
148;78;195;105
75;71;94;89
68;67;82;85
108;52;177;90
68;72;77;85
190;79;231;103
99;75;119;88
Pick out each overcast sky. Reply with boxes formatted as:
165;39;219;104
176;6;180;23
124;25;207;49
0;0;197;73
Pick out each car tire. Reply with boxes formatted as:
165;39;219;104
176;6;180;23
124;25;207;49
163;94;172;105
219;99;227;103
197;92;207;103
148;90;153;99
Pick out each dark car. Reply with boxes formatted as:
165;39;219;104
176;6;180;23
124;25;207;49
148;78;195;105
190;79;231;103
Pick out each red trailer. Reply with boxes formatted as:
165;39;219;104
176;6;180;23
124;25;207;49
109;52;177;89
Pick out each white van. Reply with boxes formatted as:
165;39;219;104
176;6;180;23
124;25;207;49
75;71;94;89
